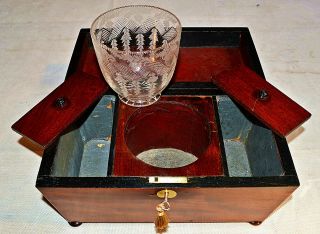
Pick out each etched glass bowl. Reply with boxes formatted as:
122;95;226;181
90;5;181;107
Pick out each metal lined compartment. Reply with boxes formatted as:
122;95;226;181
51;95;115;177
217;95;284;177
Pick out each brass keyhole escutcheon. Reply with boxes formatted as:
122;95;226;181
157;189;177;199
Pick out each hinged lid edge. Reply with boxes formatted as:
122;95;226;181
12;72;108;148
212;66;311;137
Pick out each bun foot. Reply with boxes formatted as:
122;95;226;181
249;221;262;226
68;221;82;227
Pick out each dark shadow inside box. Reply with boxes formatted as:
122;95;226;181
216;95;284;177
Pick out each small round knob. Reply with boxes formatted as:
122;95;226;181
54;97;68;109
258;90;269;101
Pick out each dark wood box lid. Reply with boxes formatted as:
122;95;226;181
12;72;108;148
212;66;311;137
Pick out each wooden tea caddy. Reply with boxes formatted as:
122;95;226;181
12;28;311;226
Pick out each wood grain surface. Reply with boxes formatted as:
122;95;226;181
11;72;108;148
39;186;296;223
81;47;244;82
113;96;224;176
11;46;243;148
213;66;311;136
173;47;243;82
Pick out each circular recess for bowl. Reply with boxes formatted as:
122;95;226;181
124;101;211;168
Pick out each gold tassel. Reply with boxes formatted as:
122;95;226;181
155;205;169;233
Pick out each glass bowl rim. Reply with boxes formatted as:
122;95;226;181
90;5;182;54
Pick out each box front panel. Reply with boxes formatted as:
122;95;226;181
39;186;296;223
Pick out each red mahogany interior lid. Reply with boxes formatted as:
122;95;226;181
12;64;311;148
12;72;108;148
212;66;311;137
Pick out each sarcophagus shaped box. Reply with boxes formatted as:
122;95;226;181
12;28;310;226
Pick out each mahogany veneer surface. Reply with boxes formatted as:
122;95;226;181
81;47;243;83
214;67;311;136
113;96;224;176
39;186;296;223
12;46;243;148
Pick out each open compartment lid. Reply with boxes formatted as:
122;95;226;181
11;26;311;148
12;72;108;148
12;65;311;149
212;66;311;137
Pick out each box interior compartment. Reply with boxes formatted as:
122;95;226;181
124;101;210;169
50;94;285;178
113;95;224;177
216;95;284;177
51;95;115;177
